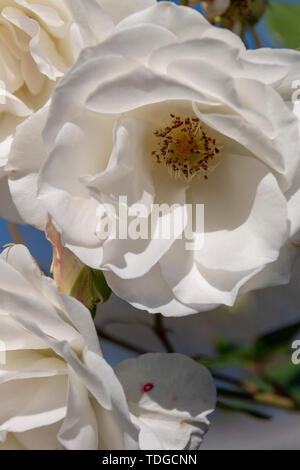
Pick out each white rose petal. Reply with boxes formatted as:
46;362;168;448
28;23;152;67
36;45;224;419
114;353;216;450
8;2;300;315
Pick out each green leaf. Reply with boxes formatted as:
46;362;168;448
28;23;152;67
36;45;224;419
70;267;111;313
199;355;249;368
217;386;254;401
216;338;242;356
266;2;300;49
287;372;300;391
90;269;111;304
251;320;300;361
217;398;272;420
264;359;300;401
199;339;254;368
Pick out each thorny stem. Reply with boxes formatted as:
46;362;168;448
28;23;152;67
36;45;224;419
97;328;149;355
154;314;174;353
97;314;174;354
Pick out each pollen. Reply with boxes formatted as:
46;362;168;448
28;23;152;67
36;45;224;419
152;114;222;182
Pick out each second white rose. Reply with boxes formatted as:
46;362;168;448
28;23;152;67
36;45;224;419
0;0;156;222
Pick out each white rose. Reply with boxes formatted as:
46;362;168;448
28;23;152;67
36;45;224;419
0;244;215;450
9;2;300;316
0;244;138;450
0;0;155;223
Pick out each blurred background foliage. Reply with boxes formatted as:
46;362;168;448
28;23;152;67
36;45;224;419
265;0;300;48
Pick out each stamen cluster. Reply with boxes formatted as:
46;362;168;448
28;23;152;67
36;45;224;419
152;114;222;182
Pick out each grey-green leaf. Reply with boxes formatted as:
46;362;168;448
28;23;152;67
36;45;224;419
266;2;300;49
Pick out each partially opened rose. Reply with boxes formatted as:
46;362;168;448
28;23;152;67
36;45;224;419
0;0;155;223
0;244;215;450
9;2;300;316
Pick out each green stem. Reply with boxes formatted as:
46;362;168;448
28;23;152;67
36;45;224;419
180;0;189;6
153;314;174;353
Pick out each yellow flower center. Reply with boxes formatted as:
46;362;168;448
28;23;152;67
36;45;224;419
152;114;222;182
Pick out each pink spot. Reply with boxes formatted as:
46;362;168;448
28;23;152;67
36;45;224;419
172;396;178;402
10;170;16;174
142;383;154;393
